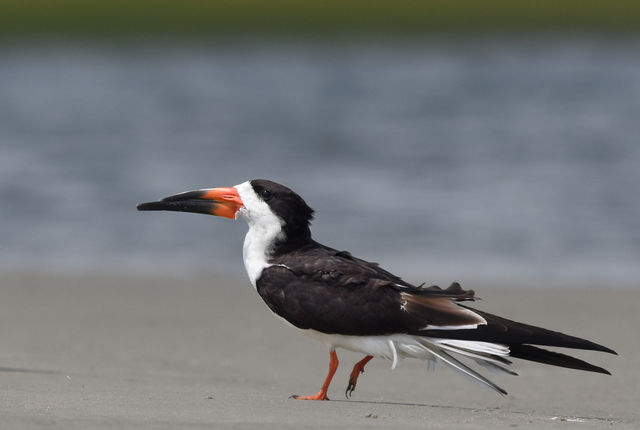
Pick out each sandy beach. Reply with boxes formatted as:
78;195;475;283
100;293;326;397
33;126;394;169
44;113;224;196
1;271;637;429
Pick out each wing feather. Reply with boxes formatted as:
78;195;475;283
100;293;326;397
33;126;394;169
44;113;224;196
258;244;487;335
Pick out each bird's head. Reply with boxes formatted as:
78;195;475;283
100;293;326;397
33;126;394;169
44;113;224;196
137;179;314;249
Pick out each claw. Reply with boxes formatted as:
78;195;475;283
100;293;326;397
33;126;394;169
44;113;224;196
345;382;355;398
345;370;360;398
345;355;373;399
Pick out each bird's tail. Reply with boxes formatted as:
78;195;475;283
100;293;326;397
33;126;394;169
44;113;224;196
408;307;616;393
394;306;616;394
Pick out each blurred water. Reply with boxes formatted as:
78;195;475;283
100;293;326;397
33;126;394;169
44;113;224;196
1;37;639;286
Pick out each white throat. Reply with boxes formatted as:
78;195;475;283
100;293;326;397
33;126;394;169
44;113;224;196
234;181;285;288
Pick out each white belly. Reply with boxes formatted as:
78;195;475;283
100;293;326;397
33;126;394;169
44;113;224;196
301;328;510;370
303;329;438;369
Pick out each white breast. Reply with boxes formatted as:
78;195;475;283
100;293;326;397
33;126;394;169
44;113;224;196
234;181;285;288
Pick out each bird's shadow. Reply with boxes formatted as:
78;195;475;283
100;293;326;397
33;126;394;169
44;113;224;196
0;366;58;375
330;398;487;411
322;398;626;425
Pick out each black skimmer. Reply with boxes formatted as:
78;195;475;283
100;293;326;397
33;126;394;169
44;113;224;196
137;179;616;400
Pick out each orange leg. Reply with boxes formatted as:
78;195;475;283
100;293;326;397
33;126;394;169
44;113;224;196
345;355;373;398
292;349;339;400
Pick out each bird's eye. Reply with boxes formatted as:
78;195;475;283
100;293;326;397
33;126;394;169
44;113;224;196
260;189;273;200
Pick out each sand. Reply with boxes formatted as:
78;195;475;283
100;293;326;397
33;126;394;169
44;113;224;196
0;271;637;429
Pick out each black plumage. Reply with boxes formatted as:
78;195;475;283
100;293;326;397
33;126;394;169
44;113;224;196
257;244;482;335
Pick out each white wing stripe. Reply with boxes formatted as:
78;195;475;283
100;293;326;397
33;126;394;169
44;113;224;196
424;324;480;330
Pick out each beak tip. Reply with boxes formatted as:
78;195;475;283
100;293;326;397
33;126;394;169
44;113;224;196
137;201;160;211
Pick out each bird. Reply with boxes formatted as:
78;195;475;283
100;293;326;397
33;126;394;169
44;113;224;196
137;179;616;400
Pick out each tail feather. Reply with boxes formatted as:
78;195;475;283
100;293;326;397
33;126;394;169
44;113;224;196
415;307;616;382
425;346;509;395
508;344;612;375
432;340;518;375
421;308;617;355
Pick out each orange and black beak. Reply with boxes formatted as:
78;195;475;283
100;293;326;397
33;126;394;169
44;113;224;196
137;187;244;219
